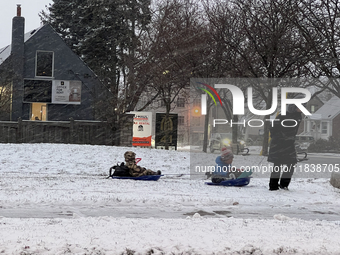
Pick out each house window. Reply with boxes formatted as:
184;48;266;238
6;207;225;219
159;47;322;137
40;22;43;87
23;79;52;102
321;122;328;134
177;98;185;107
36;51;54;77
178;116;184;126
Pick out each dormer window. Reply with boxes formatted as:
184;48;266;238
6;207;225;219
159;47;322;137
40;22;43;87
36;51;54;77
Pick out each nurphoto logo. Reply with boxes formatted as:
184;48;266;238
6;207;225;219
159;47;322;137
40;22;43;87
195;79;312;128
199;83;311;116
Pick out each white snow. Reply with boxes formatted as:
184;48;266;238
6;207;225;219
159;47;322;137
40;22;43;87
0;143;340;254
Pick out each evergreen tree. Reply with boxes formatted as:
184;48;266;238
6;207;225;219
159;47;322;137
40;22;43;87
40;0;87;55
41;0;152;144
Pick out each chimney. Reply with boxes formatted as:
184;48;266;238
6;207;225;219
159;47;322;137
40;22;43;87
17;4;21;17
11;4;25;121
11;4;24;56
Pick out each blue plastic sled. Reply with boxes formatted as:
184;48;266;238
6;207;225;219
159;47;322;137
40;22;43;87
205;177;251;187
111;175;163;181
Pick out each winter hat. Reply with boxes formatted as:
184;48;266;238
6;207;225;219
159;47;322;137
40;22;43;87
221;147;234;161
124;151;136;162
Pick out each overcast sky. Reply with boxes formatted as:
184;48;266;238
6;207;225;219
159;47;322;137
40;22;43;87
0;1;53;48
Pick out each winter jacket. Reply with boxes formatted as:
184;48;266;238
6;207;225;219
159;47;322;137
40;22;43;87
213;156;233;178
267;111;302;164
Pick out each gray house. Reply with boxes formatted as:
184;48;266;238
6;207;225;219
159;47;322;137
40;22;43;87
302;96;340;140
0;5;102;121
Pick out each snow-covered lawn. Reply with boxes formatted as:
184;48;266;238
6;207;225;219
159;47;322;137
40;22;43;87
0;143;340;254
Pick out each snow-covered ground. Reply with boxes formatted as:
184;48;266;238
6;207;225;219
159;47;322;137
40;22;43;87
0;143;340;254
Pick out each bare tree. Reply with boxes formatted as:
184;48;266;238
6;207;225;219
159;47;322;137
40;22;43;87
293;0;340;97
204;0;311;155
145;0;209;149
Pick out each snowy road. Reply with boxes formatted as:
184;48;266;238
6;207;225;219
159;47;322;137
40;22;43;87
1;172;339;221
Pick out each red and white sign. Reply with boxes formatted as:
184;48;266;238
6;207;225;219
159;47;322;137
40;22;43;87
131;112;152;147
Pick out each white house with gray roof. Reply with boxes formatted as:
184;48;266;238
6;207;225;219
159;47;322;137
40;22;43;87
302;96;340;140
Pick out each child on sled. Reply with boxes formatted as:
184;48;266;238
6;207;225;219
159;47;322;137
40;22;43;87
211;147;252;184
124;151;161;177
108;151;161;178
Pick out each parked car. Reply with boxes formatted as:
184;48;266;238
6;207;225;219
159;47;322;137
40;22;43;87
209;133;246;153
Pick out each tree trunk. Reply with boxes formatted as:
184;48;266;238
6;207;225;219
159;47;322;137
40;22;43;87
261;115;270;156
164;103;171;150
261;88;273;156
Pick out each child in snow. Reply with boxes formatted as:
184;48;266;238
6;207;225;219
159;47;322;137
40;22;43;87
211;147;252;184
124;151;161;177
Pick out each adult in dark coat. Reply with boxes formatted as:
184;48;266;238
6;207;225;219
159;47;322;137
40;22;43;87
268;104;302;190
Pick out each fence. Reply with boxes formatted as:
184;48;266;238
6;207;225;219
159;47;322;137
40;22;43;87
0;117;133;146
